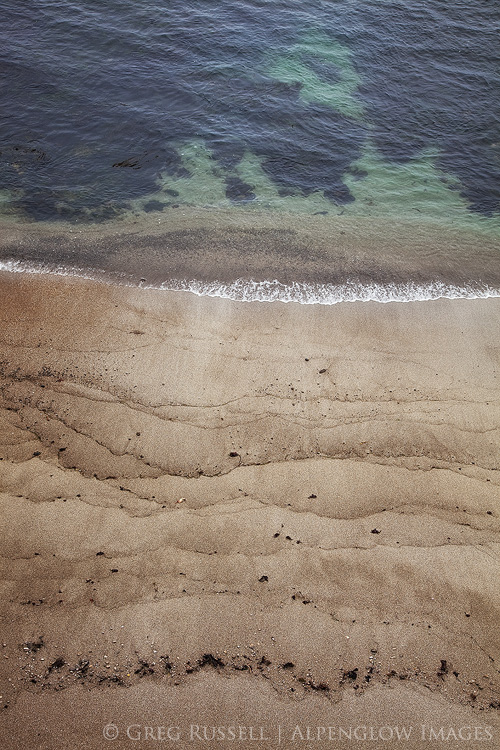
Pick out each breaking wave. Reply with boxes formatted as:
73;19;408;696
1;259;500;305
159;278;500;304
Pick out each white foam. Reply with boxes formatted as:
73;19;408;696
0;259;103;282
156;277;500;304
1;259;500;305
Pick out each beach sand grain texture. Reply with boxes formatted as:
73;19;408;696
0;273;498;748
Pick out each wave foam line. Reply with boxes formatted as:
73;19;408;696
0;259;107;282
1;259;500;305
158;277;500;304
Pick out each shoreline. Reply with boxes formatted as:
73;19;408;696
1;262;500;305
0;271;499;748
1;208;500;294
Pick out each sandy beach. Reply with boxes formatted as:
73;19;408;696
0;272;498;748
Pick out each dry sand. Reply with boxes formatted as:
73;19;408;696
0;272;498;748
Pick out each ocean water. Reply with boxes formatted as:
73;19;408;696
0;0;499;302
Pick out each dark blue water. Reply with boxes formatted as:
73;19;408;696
1;0;498;220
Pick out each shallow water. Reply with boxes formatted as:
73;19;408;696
1;0;499;302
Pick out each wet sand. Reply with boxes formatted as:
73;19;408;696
2;210;500;291
0;272;499;748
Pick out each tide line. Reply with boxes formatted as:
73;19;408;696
1;259;500;305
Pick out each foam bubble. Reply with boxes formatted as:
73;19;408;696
0;259;103;282
157;277;500;304
1;259;499;305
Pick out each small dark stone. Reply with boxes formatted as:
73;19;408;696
319;368;327;374
47;657;65;673
96;551;104;556
308;493;317;499
199;653;224;669
229;451;239;457
161;657;172;672
438;659;448;677
259;575;269;583
24;637;44;653
311;681;329;691
33;451;41;457
77;659;90;674
371;528;381;534
111;569;118;573
344;668;358;681
282;662;295;669
135;659;154;676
